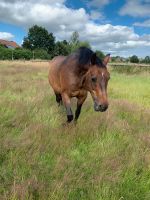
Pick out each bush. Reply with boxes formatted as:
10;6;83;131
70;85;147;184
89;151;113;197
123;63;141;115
0;46;12;60
0;46;51;60
143;56;150;64
130;55;139;63
13;48;32;60
54;40;70;56
34;49;51;60
95;50;105;60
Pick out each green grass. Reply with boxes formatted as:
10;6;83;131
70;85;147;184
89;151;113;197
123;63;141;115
0;61;150;200
109;72;150;107
111;64;150;74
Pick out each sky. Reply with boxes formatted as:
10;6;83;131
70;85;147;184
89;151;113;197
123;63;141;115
0;0;150;57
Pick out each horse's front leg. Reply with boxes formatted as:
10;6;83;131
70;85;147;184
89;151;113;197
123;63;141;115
62;93;73;123
75;92;87;121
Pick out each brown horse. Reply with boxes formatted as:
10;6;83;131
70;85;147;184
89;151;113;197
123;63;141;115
48;47;110;123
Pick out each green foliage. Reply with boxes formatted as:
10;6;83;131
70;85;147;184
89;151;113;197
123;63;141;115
1;27;105;60
0;46;50;60
69;31;91;52
111;56;128;63
95;50;105;60
13;48;32;60
0;44;5;48
130;55;139;63
77;41;91;49
111;57;116;62
22;25;55;55
22;28;92;57
70;31;79;45
143;56;150;64
54;40;70;56
33;49;51;59
0;46;12;60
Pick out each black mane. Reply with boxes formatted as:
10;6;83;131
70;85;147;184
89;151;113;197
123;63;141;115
75;47;105;67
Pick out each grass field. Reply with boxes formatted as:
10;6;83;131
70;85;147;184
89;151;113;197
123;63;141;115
0;61;150;200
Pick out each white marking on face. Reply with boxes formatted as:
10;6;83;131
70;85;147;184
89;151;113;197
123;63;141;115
102;72;104;77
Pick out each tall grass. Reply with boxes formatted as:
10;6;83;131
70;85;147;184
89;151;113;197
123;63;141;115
0;61;150;200
111;63;150;74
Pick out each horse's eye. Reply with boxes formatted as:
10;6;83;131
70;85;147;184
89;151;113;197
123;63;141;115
91;77;97;83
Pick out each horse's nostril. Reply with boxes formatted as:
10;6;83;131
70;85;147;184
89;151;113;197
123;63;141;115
100;105;105;109
99;104;108;112
94;103;108;112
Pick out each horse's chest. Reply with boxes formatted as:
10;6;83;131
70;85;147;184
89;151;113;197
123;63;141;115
71;88;86;98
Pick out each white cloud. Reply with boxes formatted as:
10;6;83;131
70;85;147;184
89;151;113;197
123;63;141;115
0;0;89;34
0;0;150;57
81;24;150;56
90;10;104;20
0;32;14;40
119;0;150;17
134;19;150;27
82;24;139;43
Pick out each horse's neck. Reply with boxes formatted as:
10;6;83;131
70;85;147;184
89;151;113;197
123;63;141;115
77;70;89;89
71;63;90;88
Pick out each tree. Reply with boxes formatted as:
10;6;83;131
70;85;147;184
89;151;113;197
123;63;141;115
144;56;150;64
22;25;55;55
54;40;70;56
130;55;139;63
95;50;105;60
69;31;80;52
70;31;79;45
69;31;91;53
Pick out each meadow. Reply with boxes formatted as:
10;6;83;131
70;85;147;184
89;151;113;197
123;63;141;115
0;61;150;200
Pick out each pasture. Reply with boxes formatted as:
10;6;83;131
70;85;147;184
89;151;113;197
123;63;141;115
0;61;150;200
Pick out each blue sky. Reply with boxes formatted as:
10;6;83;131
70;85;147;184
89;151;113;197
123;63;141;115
0;0;150;57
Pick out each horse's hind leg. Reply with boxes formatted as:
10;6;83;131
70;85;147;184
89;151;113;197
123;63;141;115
61;92;73;123
55;92;62;106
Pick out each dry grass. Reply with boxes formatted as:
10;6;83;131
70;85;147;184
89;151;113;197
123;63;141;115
0;61;150;200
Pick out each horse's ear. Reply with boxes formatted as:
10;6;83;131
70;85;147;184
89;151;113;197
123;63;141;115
91;53;97;65
103;54;111;66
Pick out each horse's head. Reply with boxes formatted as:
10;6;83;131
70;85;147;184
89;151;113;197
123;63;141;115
84;53;111;112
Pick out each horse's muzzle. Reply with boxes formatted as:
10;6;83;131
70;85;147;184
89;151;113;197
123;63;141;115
94;103;108;112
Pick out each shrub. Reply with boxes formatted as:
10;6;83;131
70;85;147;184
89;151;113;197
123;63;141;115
0;46;51;60
143;56;150;64
34;49;51;60
130;55;139;63
0;46;12;60
13;48;32;60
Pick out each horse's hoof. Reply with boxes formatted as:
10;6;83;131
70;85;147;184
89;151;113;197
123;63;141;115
67;115;74;122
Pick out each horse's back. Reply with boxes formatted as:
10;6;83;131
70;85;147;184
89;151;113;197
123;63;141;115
48;56;66;93
49;56;66;71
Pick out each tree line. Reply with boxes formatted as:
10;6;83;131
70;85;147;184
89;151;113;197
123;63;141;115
111;55;150;64
0;25;105;60
0;25;150;63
